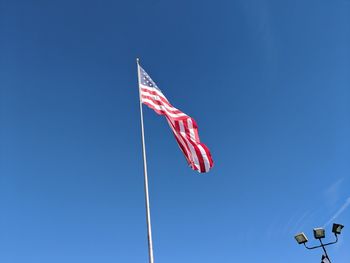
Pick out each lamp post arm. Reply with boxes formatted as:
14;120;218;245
323;234;338;246
303;234;338;250
303;243;322;250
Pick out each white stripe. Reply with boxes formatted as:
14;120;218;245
187;119;210;172
197;144;210;172
141;93;182;114
187;118;197;142
140;84;169;102
188;118;210;171
142;98;186;118
142;98;187;118
166;119;194;166
179;121;200;170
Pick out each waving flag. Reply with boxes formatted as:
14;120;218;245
138;64;213;173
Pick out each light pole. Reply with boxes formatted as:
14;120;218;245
294;223;344;263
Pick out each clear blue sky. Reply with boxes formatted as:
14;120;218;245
1;0;349;262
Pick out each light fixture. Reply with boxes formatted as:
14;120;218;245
313;228;325;239
295;232;308;244
332;223;344;235
295;223;345;262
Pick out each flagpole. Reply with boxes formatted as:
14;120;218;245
136;58;155;263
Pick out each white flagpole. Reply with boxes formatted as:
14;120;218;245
136;58;155;263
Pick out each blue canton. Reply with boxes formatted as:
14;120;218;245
140;66;161;91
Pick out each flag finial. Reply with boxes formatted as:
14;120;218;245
136;58;140;64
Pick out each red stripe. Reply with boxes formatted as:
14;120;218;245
142;101;166;115
189;118;200;142
187;117;213;171
172;131;191;165
142;101;189;121
141;95;182;114
140;87;170;105
183;120;206;172
167;119;194;168
143;100;181;117
200;142;214;169
173;119;201;171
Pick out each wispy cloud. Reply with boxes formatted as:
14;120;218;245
324;197;350;227
324;178;344;206
325;178;344;196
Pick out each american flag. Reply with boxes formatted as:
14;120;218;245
321;255;330;263
138;64;214;173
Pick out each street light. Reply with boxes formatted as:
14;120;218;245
295;232;308;244
332;224;344;235
294;223;345;263
313;227;325;239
